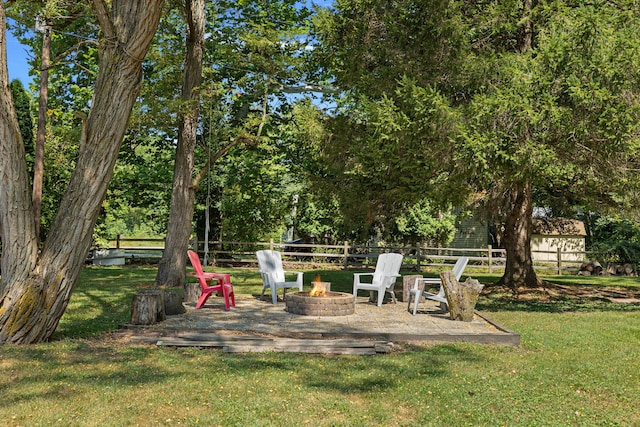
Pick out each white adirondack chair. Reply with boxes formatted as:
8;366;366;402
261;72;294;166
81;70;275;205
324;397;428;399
353;253;403;307
408;256;469;315
256;250;304;304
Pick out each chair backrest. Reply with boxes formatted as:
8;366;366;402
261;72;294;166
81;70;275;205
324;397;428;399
256;250;285;283
373;253;403;288
452;257;469;280
187;250;208;290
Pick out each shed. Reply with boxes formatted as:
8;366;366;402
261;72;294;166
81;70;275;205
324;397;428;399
531;218;586;262
449;216;493;256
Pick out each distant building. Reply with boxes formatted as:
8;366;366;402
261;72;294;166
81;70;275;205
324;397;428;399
531;218;586;262
449;215;586;261
449;216;491;254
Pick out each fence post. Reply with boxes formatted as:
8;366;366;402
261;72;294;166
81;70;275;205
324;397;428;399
557;247;562;275
270;238;274;250
487;245;493;274
343;241;349;267
116;234;121;249
416;246;421;271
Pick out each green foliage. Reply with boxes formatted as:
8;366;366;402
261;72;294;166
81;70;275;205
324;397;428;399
9;79;34;157
590;216;640;264
392;199;456;246
315;0;467;99
313;0;640;278
187;0;318;242
215;144;293;242
460;2;640;214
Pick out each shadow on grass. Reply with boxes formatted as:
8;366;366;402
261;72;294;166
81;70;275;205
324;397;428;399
53;266;159;339
477;292;640;313
303;344;485;393
0;343;171;408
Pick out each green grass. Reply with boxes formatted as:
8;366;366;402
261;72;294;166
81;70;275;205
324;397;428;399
1;266;639;426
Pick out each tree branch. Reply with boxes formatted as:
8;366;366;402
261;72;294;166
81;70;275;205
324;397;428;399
91;0;116;41
47;39;99;70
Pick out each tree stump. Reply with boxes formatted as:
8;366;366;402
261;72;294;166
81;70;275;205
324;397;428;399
440;270;484;322
184;282;201;304
130;290;166;325
164;291;186;315
402;275;422;302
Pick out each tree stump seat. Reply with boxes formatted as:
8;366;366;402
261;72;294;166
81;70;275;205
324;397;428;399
440;270;484;322
130;289;185;325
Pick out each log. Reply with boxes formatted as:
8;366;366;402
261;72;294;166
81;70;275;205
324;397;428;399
183;282;201;304
440;271;484;322
130;290;165;325
592;261;603;275
402;275;422;303
579;261;602;276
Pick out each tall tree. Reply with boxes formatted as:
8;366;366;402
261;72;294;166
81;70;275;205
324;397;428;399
459;2;640;288
155;0;316;286
155;0;205;288
0;0;163;344
315;0;640;289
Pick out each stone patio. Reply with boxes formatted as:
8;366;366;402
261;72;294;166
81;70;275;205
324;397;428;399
123;293;520;348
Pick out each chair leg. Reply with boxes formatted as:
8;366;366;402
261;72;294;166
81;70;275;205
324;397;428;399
271;285;278;304
222;288;230;311
195;291;211;309
377;290;385;306
412;283;426;315
412;294;420;315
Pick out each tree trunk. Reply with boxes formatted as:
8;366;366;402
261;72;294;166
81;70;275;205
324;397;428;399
33;22;51;241
497;182;542;290
0;1;164;344
156;0;205;288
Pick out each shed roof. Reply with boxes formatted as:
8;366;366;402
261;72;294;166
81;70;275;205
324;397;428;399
532;218;586;236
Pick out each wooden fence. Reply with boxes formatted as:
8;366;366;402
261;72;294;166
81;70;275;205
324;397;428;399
108;235;591;275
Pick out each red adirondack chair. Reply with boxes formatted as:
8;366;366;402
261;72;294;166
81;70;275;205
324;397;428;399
187;250;235;310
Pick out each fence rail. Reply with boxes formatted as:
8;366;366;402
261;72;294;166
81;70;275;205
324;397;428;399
106;235;592;275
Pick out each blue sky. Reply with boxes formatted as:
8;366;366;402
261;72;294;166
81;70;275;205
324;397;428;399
6;21;33;84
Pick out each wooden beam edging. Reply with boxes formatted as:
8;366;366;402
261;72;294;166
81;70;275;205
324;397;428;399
473;311;521;346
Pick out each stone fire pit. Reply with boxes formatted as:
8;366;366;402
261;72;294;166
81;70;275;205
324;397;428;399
285;282;355;316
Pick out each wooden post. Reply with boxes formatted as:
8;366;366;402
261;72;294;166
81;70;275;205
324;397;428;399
416;247;421;271
557;247;562;275
440;271;484;322
487;245;492;274
130;290;165;325
402;275;422;303
343;241;349;267
116;234;121;249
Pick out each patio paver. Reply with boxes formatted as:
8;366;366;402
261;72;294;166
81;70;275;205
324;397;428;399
126;294;520;347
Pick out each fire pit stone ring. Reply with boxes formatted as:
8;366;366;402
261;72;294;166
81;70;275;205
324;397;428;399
285;289;355;316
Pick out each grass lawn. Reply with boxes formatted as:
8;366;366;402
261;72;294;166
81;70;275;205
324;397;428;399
1;265;639;426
